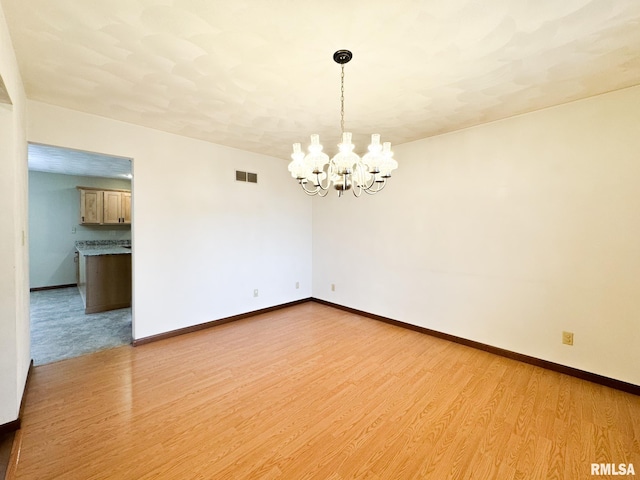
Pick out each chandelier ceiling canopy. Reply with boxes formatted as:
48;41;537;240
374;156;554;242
288;50;398;197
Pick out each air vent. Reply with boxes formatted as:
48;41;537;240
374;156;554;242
236;170;258;184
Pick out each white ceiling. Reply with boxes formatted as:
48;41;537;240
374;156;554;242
28;143;132;179
4;0;640;162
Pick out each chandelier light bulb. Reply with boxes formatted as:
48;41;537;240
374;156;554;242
304;134;330;174
288;143;310;180
379;142;398;178
338;132;355;153
368;134;382;152
291;142;303;160
308;134;323;153
362;134;385;172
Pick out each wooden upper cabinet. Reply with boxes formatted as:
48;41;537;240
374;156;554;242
79;189;103;224
77;187;131;225
103;190;123;224
121;192;132;224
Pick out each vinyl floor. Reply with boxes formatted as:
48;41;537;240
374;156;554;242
13;302;640;479
0;431;14;479
30;286;132;365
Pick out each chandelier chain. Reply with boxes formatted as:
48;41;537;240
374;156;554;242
340;64;345;134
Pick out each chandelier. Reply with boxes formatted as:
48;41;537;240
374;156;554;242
288;50;398;197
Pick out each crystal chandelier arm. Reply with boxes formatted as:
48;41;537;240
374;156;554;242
300;182;320;195
317;186;330;197
300;181;330;197
353;167;378;194
315;171;331;191
363;178;387;194
300;170;331;195
353;174;381;196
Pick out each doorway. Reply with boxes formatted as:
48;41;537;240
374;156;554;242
28;143;134;365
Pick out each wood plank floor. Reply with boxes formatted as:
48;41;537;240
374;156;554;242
11;302;640;479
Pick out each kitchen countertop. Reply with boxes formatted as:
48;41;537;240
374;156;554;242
76;245;131;256
75;240;131;256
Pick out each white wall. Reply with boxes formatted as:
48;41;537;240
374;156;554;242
29;171;132;288
0;3;30;425
27;101;313;340
313;85;640;386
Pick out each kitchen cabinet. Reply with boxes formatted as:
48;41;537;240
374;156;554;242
103;190;131;224
78;187;131;225
79;188;103;224
121;192;132;223
77;248;132;314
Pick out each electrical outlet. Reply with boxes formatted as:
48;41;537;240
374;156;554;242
71;227;76;234
253;289;259;297
295;281;299;289
562;331;574;346
331;284;335;292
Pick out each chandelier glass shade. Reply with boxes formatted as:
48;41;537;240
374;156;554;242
288;50;398;197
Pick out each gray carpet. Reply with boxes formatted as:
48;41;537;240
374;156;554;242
30;287;132;365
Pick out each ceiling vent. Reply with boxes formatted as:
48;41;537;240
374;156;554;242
236;171;258;184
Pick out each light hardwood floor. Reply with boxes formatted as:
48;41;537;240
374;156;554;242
10;302;640;479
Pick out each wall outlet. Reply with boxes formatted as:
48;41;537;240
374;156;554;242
253;289;259;297
562;331;574;346
295;281;299;289
331;283;335;292
71;227;76;234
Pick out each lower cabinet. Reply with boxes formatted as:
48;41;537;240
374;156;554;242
78;253;132;314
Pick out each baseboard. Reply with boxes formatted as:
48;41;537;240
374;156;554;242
133;298;313;346
0;420;20;437
18;360;34;423
126;295;639;396
0;359;34;436
30;284;76;292
85;303;131;314
311;298;640;396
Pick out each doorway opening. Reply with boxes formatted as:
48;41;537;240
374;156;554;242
28;143;134;365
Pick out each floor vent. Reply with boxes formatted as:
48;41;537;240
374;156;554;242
236;171;258;183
